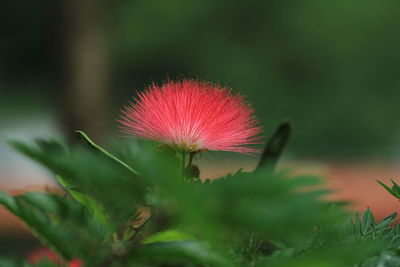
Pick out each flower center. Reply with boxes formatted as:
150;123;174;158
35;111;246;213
169;142;200;153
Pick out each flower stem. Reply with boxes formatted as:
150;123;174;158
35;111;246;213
181;152;186;180
188;152;195;166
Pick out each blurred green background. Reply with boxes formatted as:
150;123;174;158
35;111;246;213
1;0;400;158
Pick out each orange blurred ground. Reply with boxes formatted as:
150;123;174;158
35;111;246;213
325;162;400;219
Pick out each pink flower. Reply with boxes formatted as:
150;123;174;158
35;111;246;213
69;259;83;267
27;247;83;267
119;80;262;154
27;248;62;265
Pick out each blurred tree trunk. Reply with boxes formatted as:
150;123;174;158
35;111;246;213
55;0;110;142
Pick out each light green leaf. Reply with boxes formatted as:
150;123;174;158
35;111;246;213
361;208;375;234
141;229;195;244
75;130;138;176
56;175;114;232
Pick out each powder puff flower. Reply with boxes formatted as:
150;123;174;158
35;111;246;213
118;80;263;154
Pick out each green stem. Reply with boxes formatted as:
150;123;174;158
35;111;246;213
188;152;195;166
181;152;186;180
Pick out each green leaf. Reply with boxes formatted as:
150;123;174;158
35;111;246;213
256;121;291;172
9;137;146;225
0;257;33;267
390;179;400;196
0;192;71;259
141;229;195;244
377;212;397;231
260;247;296;264
354;212;361;235
132;240;231;266
361;208;375;234
376;180;400;199
35;139;65;156
388;235;400;248
8;140;72;180
0;191;108;261
0;191;18;212
75;130;138;176
55;175;114;232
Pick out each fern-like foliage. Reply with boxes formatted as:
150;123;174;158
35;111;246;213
0;125;399;266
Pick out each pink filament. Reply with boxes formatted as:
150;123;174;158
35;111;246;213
118;80;263;154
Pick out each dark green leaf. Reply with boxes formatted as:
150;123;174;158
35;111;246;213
388;236;400;248
9;138;146;225
0;191;108;261
131;241;231;266
256;121;291;172
377;212;397;231
390;179;400;196
376;180;400;199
